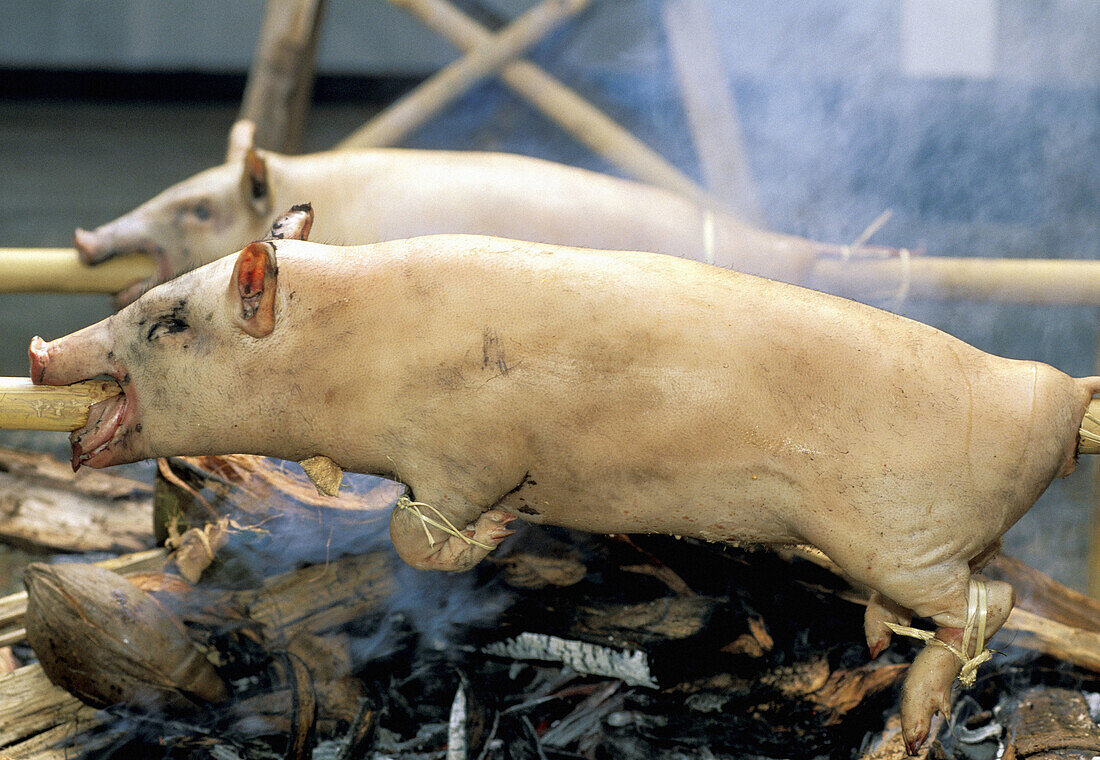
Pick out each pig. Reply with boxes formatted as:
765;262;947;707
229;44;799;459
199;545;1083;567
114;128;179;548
74;120;825;305
32;208;1099;753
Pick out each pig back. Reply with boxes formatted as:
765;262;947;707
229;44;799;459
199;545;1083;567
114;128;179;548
276;237;1084;555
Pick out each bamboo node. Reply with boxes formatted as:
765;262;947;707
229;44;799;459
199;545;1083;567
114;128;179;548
884;580;993;687
395;495;494;551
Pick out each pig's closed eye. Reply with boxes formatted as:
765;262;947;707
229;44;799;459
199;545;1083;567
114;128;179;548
146;317;190;341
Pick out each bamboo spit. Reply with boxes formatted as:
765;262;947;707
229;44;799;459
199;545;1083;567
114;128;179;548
0;248;154;294
0;378;120;432
2;246;1100;307
2;375;1100;456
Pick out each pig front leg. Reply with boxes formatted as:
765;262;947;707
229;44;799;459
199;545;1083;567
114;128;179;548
389;493;516;572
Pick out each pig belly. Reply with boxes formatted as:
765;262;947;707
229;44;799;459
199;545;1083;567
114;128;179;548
492;352;1084;597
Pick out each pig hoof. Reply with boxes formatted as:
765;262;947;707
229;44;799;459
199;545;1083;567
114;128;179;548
902;727;927;757
864;592;911;659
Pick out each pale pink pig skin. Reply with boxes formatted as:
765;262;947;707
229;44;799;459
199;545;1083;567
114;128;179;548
32;233;1099;752
73;130;817;305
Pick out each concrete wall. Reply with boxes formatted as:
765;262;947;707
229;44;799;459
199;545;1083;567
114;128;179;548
1;1;1096;85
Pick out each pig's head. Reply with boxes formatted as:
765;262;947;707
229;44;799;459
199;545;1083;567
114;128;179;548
33;205;314;471
74;120;276;306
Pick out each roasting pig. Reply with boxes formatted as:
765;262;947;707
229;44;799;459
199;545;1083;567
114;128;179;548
74;121;827;305
33;208;1099;752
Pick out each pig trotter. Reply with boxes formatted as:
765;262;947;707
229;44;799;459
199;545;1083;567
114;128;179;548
896;576;1014;753
389;497;515;572
864;591;912;658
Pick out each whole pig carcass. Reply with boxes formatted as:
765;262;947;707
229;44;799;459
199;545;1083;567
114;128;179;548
74;121;828;305
33;210;1099;753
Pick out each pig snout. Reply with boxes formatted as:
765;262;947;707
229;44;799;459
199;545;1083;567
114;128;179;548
29;326;119;387
73;224;162;266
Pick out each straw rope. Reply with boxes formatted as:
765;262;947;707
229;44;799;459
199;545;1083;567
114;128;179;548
395;495;494;551
884;579;993;687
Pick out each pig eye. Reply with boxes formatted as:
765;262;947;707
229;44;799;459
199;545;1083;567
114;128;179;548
191;202;212;221
146;317;190;342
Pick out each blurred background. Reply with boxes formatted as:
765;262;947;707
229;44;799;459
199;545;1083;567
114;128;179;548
0;0;1097;591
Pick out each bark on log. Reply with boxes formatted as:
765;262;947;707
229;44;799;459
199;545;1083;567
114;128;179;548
0;447;152;554
1003;687;1100;758
238;0;327;154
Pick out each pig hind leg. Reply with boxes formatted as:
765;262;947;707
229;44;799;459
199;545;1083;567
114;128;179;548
867;565;1014;754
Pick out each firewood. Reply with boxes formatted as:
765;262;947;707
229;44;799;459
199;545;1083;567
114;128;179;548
859;713;944;760
0;548;168;648
1002;687;1100;758
0;446;152;553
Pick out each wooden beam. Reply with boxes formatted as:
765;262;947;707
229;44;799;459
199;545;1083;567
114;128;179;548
349;0;710;205
339;0;590;150
238;0;327;154
661;0;762;222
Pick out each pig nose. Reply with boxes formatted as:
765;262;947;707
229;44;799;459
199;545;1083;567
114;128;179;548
29;325;117;387
28;336;50;384
73;228;105;265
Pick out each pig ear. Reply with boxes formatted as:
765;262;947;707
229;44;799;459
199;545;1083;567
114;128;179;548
265;203;313;241
239;148;271;217
229;241;278;338
225;119;256;163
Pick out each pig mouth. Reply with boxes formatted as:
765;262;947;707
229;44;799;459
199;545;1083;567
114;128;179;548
70;391;132;471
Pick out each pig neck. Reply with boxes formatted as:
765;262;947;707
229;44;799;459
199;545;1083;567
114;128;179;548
261;243;413;478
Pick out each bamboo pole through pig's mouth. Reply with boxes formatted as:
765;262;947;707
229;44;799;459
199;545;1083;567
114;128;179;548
0;248;154;294
0;378;122;432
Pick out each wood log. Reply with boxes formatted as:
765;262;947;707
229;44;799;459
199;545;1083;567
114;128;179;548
0;446;153;554
238;0;327;154
0;549;392;753
0;248;153;293
1003;687;1100;758
339;0;590;150
353;0;711;206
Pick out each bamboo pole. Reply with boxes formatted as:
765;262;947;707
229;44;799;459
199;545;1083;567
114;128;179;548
810;255;1100;306
0;249;1097;307
238;0;327;154
0;248;153;294
339;0;590;149
661;0;762;223
0;379;120;433
340;0;710;205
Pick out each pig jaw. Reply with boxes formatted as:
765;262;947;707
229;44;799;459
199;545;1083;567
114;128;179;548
28;330;145;471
